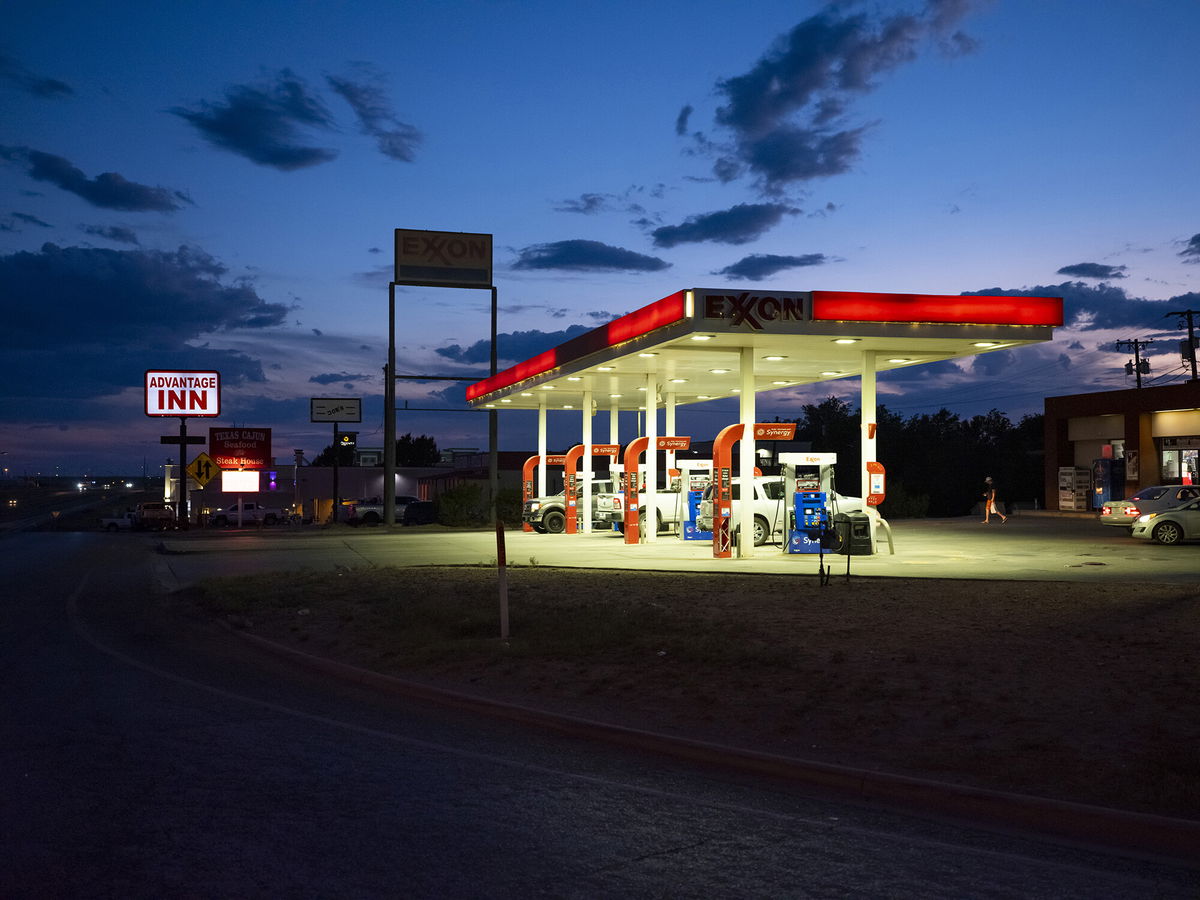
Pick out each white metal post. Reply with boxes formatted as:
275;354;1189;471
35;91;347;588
644;372;658;543
738;347;756;557
537;399;548;500
582;389;593;534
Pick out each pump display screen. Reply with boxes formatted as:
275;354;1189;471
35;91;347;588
794;466;821;492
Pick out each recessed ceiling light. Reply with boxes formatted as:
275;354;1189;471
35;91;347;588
609;393;622;398
772;380;789;385
668;378;687;383
973;342;998;348
698;394;713;400
763;355;786;361
500;398;512;403
709;368;730;374
566;376;582;381
820;371;841;376
540;385;555;390
520;392;533;396
834;338;860;345
691;335;713;342
887;358;909;364
638;352;657;358
597;365;615;371
563;404;573;409
484;403;495;408
637;386;647;391
731;388;741;393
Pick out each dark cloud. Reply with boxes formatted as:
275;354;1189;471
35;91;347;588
715;252;828;281
13;211;52;227
692;1;981;193
0;243;289;410
327;66;421;162
172;70;337;170
969;348;1017;376
308;372;372;385
437;325;594;366
652;202;798;248
675;104;693;136
511;239;670;272
960;282;1185;332
1056;262;1127;280
0;146;190;211
80;224;139;245
554;193;611;214
0;53;73;98
1179;233;1200;264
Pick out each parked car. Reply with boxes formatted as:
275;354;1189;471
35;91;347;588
1129;497;1200;545
1100;484;1200;529
346;496;418;525
401;500;436;525
209;502;284;526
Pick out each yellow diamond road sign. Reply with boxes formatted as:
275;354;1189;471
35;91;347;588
186;452;219;487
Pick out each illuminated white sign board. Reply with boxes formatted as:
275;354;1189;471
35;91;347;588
145;370;221;417
221;470;259;492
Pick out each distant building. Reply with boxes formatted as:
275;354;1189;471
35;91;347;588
1044;381;1200;510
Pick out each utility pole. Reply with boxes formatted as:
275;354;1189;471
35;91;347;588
1115;338;1153;388
1164;309;1199;382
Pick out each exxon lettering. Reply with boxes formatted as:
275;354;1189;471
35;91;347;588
401;235;489;266
703;293;805;329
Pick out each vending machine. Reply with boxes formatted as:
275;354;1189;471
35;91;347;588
1091;457;1126;510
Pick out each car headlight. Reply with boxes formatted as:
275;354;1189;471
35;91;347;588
1137;513;1155;523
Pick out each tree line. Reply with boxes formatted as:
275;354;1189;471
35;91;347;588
784;397;1044;517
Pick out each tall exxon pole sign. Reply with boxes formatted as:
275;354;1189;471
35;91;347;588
387;229;496;527
145;370;221;528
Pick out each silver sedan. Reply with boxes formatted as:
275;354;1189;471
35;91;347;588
1129;497;1200;545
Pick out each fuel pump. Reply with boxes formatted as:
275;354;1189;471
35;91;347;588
779;452;838;554
679;460;714;540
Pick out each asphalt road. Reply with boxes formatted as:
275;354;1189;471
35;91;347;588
2;531;1197;898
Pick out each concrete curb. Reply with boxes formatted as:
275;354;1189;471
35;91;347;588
227;623;1199;867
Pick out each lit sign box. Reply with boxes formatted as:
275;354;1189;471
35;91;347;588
221;470;259;492
209;427;272;470
145;370;221;417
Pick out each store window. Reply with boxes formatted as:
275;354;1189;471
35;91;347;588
1160;438;1199;485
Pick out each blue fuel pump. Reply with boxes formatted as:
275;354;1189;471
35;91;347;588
787;490;827;553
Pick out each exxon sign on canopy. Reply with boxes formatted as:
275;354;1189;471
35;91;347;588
145;370;221;417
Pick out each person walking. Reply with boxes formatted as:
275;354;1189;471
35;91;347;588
982;476;1007;524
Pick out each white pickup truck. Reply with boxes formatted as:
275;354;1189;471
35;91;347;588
593;486;689;534
209;502;285;526
698;476;866;545
524;478;619;533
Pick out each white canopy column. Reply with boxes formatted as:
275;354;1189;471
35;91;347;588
644;372;658;543
860;350;877;502
537;398;548;499
738;347;756;558
582;389;593;534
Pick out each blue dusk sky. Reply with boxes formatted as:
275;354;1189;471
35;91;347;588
2;0;1198;475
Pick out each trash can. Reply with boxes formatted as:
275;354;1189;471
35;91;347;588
831;511;872;555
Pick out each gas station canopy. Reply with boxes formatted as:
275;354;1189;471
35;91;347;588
467;288;1063;411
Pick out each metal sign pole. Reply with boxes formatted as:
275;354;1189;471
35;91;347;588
178;416;188;529
385;283;397;525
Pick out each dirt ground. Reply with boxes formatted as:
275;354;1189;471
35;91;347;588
201;566;1199;819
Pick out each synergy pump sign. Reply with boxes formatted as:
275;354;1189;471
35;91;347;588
145;370;221;417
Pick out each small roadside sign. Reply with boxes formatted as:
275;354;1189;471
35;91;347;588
187;452;219;487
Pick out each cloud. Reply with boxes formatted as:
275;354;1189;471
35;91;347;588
1056;262;1127;279
715;252;829;280
0;243;290;411
511;239;670;272
690;1;982;194
327;65;421;162
554;193;612;214
651;202;798;248
0;52;73;98
13;211;52;228
308;372;372;385
437;325;594;366
80;224;139;244
961;282;1186;332
675;104;693;136
1179;233;1200;264
172;70;337;170
0;146;190;211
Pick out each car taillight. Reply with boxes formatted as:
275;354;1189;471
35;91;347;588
1126;506;1140;517
1101;506;1111;515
